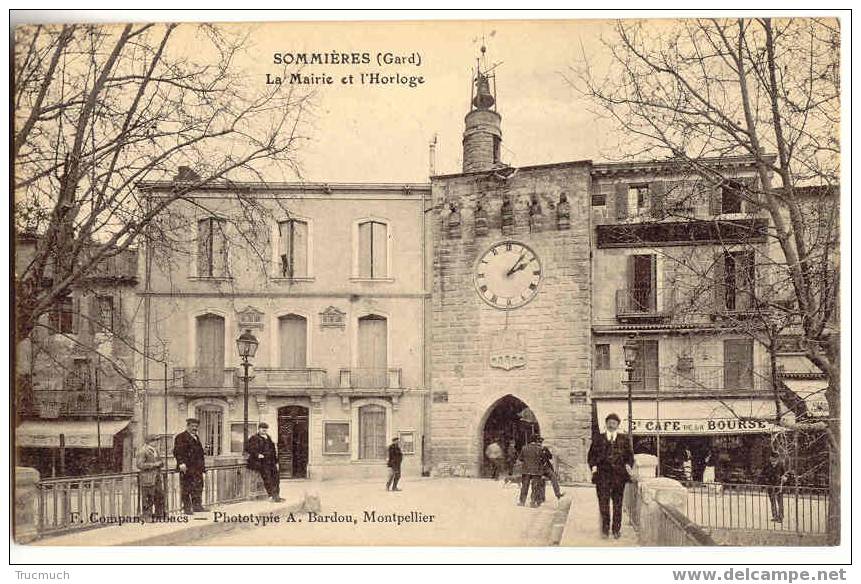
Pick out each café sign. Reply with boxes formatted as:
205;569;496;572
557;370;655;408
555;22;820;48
623;417;779;435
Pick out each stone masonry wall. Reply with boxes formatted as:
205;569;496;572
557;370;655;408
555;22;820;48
429;163;594;481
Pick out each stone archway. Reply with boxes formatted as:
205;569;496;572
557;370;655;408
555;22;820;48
479;394;540;478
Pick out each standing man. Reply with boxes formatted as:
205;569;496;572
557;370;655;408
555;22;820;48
246;422;282;502
538;436;566;500
136;434;165;522
386;436;403;492
485;438;505;480
759;451;787;522
173;417;207;515
517;435;545;507
588;413;634;539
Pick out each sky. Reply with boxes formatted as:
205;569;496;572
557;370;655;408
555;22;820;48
221;19;621;183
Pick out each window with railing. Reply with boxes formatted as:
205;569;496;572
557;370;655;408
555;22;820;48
196;405;224;456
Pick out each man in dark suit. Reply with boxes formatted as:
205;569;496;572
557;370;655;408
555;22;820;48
173;417;207;515
517;435;545;507
386;437;403;491
588;413;634;538
246;422;282;502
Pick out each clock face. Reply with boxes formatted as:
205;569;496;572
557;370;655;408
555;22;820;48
474;241;542;310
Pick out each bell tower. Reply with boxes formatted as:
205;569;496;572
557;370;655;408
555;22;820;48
462;45;503;173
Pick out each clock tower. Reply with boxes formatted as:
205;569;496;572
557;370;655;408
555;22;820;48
428;52;594;481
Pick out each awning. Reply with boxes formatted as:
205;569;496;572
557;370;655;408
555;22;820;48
781;379;829;418
595;398;781;435
16;420;130;448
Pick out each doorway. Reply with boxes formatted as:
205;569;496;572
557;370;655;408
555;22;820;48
480;395;540;478
277;405;309;478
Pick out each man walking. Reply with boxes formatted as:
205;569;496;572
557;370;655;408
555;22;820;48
588;413;634;539
136;434;165;522
174;417;207;515
386;436;403;491
538;437;566;500
759;451;787;522
246;422;282;502
517;435;545;507
485;438;505;479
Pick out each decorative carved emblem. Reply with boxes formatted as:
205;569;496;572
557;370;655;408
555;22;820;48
320;305;346;329
236;306;264;329
489;330;527;371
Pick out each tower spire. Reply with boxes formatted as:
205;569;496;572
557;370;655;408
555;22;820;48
462;43;503;173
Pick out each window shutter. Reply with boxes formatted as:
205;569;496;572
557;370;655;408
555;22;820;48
712;252;727;312
649;181;666;218
71;295;81;334
372;222;388;278
293;221;308;278
197;219;212;276
614;183;629;219
213;220;228;276
709;183;723;215
358;222;372;278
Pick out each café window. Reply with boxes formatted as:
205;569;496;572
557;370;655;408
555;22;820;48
323;421;350;455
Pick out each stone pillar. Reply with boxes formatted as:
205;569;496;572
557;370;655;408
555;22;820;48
632;453;658;480
14;466;40;543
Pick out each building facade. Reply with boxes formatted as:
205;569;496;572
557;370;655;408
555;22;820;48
15;236;139;477
136;180;431;480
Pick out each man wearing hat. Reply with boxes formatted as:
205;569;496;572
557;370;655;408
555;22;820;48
386;436;403;491
246;422;282;502
174;418;207;514
587;413;634;538
136;434;165;521
517;435;546;507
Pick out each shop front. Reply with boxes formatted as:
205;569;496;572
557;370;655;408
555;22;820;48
594;398;783;484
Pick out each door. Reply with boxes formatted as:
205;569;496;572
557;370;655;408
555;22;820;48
195;314;225;386
277;406;309;479
278;315;307;368
357;315;387;388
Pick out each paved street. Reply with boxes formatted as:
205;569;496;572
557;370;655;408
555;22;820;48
199;477;567;546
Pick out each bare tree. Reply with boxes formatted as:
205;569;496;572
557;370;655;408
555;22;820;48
571;17;840;542
13;22;312;345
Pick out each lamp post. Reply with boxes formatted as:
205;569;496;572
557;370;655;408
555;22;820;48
236;329;259;454
621;334;640;454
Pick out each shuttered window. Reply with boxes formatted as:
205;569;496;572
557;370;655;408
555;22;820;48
357;315;387;388
279;314;307;368
723;339;754;390
357;221;388;278
195;314;225;386
595;344;611;370
278;219;308;278
197;218;228;277
358;404;386;460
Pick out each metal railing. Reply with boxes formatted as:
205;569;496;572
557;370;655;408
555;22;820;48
685;482;829;534
21;390;135;418
616;287;675;318
593;365;767;395
36;463;265;537
339;367;402;389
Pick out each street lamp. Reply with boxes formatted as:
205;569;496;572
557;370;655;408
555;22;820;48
622;334;640;453
236;329;259;453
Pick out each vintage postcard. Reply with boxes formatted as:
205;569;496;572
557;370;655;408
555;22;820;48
10;13;845;557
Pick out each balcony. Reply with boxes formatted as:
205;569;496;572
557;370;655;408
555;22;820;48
339;368;402;390
615;287;675;322
250;368;327;392
173;368;236;391
20;390;135;418
593;364;767;397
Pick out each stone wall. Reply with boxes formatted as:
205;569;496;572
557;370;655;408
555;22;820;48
429;163;594;481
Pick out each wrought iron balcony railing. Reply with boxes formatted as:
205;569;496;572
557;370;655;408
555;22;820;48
593;364;766;395
20;390;135;418
173;367;236;390
615;287;675;320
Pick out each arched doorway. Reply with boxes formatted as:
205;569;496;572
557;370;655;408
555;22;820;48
277;405;309;478
480;395;540;477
